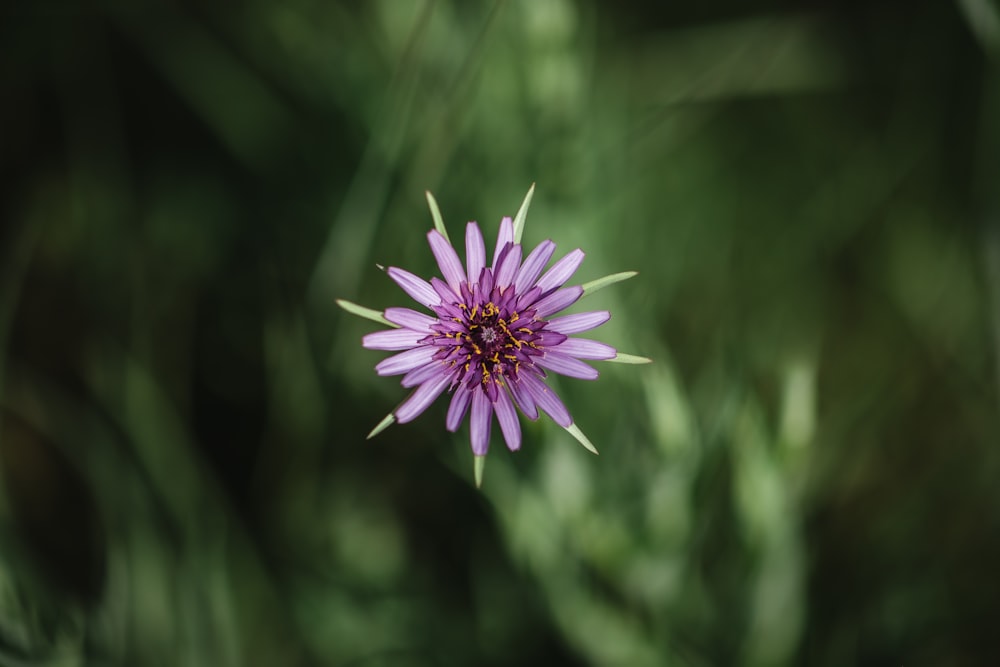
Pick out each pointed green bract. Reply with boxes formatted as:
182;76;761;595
565;423;599;455
367;413;396;439
425;190;450;244
336;299;398;328
608;352;653;364
474;455;486;488
512;183;535;244
581;271;638;296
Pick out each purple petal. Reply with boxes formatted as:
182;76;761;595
515;240;556;292
430;277;456;305
470;389;493;455
508;375;538;420
465;222;485;286
401;361;449;388
362;329;426;351
519;372;572;427
494;243;522;288
384;307;438;332
535;331;569;348
395;373;452;423
533;285;583;317
534;249;584;292
387;267;440;308
478;266;494;296
375;346;436;376
427;230;465;294
492;216;513;269
546;311;610;334
446;386;472;431
493;387;521;451
554;338;617;360
536;351;599;379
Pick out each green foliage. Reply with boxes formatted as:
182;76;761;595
1;1;999;665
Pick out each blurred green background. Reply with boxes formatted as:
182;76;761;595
2;0;999;665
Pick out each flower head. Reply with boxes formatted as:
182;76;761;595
338;185;649;486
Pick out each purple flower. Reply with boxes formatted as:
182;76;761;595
338;186;649;486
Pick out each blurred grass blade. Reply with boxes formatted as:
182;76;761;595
607;353;652;364
426;190;450;244
512;182;535;244
565;423;599;455
336;299;398;328
367;413;396;440
474;455;486;488
582;271;637;296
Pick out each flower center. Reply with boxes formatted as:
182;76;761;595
472;318;504;350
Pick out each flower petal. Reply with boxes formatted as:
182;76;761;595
395;373;452;423
387;267;440;308
555;338;618;360
427;230;465;294
401;361;449;388
466;222;485;285
384;307;438;332
519;372;572;427
546;311;610;334
470;389;493;456
492;216;513;269
508;375;538;420
536;351;599;379
493;387;521;451
446;386;472;431
375;346;436;376
362;329;427;351
430;277;457;305
515;240;556;293
534;249;584;292
494;243;522;288
533;285;583;318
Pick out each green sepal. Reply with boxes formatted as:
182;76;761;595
565;423;599;455
336;299;398;328
607;352;653;364
367;413;396;439
474;455;486;488
581;271;637;296
425;191;450;244
512;183;535;245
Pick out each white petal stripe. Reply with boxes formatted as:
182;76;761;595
395;374;452;423
375;346;436;376
362;329;426;351
427;230;465;294
534;248;584;292
546;311;610;334
554;338;617;360
387;267;440;308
